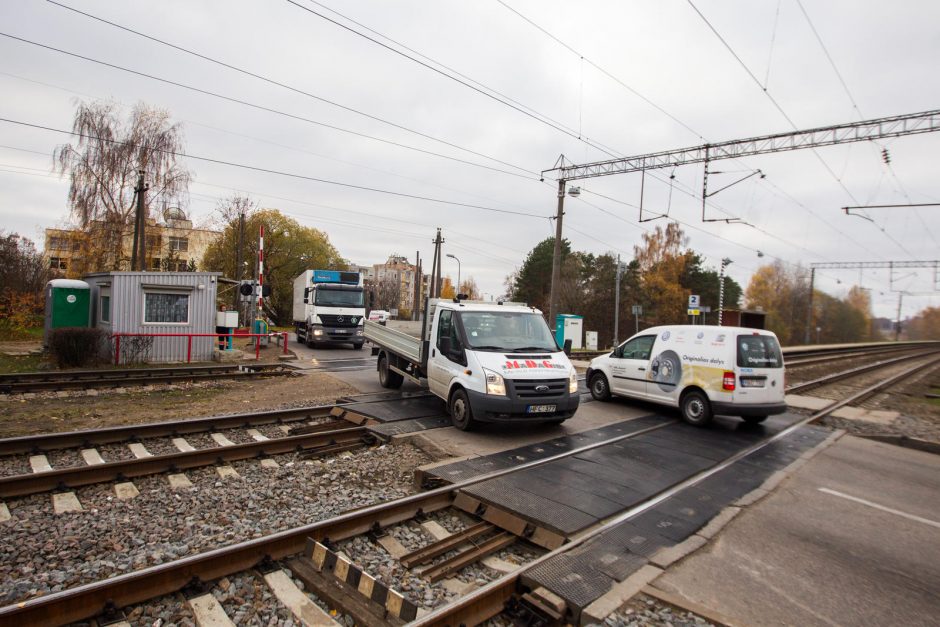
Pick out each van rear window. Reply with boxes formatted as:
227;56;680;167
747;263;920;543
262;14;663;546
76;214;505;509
737;335;783;368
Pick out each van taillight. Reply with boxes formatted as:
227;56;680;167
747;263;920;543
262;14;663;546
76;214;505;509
723;371;736;391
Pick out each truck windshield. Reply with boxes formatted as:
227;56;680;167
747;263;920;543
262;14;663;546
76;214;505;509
315;287;364;307
458;311;558;352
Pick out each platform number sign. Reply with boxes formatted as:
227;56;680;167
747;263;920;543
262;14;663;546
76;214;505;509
688;295;700;308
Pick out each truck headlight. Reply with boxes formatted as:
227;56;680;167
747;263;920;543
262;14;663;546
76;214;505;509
484;369;506;396
569;369;578;394
356;329;363;336
313;329;324;336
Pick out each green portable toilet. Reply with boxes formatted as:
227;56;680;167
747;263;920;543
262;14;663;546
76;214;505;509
44;279;91;345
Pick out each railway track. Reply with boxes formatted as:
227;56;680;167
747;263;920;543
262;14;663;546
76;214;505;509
2;351;937;626
0;363;296;394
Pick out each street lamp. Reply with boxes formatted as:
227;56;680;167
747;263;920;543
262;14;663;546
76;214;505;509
718;258;732;326
548;183;581;325
446;254;461;296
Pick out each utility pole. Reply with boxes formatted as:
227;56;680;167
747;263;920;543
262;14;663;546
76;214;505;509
234;209;246;312
895;292;904;341
413;251;421;321
548;178;566;328
130;170;148;271
718;258;732;327
804;267;816;345
613;254;621;347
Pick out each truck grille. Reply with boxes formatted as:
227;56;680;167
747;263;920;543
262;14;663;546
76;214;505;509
318;314;360;328
511;378;567;398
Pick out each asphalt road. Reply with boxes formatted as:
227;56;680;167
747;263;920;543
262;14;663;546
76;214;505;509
654;435;940;626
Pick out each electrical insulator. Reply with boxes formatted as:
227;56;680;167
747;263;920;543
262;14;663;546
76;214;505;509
881;148;891;165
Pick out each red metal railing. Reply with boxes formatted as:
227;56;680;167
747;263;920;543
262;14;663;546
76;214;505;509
111;332;289;365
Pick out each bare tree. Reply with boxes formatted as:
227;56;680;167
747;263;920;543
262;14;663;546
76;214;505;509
53;100;191;270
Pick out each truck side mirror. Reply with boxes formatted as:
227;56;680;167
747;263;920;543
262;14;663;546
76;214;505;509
563;339;572;357
303;287;309;304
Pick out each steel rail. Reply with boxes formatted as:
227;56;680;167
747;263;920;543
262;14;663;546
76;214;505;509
786;350;938;394
412;352;940;626
0;419;676;626
0;425;368;498
0;405;337;455
0;367;294;394
784;345;927;367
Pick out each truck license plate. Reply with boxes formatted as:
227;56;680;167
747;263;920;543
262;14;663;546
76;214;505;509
336;329;348;334
526;404;557;414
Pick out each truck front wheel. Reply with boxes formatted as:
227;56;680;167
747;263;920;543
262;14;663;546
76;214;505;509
378;354;403;389
449;388;476;431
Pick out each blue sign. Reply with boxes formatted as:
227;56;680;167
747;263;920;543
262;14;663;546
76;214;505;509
312;270;360;285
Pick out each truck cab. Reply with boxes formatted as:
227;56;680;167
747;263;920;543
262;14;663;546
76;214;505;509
366;299;580;430
293;270;366;349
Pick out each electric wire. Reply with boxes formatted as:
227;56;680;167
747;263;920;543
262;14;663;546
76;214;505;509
494;2;896;264
285;0;625;161
0;69;542;219
45;0;536;178
0;116;547;219
685;0;923;261
0;31;534;181
495;0;706;142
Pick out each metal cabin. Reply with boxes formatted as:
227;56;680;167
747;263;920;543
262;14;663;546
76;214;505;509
83;271;221;363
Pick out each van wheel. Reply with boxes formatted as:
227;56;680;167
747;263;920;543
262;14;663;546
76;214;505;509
680;390;712;426
589;373;611;401
449;388;476;431
378;355;403;389
743;415;768;424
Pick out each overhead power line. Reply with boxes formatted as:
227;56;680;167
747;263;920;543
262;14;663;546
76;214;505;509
284;0;625;160
0;117;546;219
495;0;705;141
45;0;535;178
0;31;532;180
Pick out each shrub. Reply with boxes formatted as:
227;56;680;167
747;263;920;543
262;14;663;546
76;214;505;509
48;327;110;368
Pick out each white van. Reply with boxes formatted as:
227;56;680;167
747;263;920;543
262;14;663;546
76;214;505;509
586;325;786;426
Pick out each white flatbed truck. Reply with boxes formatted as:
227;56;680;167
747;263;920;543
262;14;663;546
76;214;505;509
364;298;580;430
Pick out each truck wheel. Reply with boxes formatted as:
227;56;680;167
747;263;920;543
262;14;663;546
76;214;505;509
378;355;403;389
589;372;611;401
449;388;476;431
680;390;712;426
742;415;768;424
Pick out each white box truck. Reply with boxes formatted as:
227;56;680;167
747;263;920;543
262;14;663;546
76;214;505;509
293;270;366;349
364;297;580;430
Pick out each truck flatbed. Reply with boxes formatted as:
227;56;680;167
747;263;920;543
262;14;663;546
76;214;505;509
364;320;423;363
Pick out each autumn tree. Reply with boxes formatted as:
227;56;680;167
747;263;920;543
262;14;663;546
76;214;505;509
634;223;690;325
745;261;811;345
202;209;346;325
0;232;49;338
459;276;481;300
906;307;940;340
53;100;191;271
843;286;872;340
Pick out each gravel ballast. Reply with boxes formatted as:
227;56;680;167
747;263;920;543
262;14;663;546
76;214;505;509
0;442;433;606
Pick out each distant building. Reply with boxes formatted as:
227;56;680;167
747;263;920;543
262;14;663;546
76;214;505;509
44;208;220;277
352;254;424;316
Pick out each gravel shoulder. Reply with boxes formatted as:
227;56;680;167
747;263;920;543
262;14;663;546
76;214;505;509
0;371;357;438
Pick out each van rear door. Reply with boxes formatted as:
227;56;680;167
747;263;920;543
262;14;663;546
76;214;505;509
733;332;785;404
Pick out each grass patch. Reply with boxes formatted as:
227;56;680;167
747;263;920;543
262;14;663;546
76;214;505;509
0;352;44;374
0;327;43;341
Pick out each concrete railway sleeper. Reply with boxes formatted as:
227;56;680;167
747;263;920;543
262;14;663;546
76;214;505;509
0;424;372;499
1;354;936;625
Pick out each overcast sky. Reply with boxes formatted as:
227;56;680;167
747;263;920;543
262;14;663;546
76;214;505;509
2;0;939;320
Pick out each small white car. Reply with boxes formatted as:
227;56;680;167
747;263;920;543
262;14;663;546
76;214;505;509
586;325;786;426
368;310;391;323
